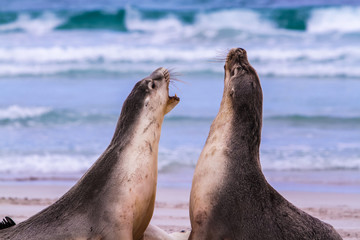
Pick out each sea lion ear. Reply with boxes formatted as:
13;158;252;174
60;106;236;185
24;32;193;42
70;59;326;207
250;81;256;89
144;96;150;107
230;87;235;98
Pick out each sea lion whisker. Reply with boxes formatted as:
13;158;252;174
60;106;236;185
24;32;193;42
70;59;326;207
168;68;187;84
170;77;187;84
207;58;226;63
218;48;231;60
208;49;229;63
169;82;182;92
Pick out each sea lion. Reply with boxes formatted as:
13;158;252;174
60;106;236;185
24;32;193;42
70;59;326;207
188;48;342;240
0;67;179;240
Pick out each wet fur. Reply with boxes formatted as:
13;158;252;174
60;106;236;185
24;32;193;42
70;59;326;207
189;48;342;240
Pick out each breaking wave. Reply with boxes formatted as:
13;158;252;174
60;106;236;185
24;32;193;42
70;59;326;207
1;6;360;33
1;6;360;78
0;105;115;127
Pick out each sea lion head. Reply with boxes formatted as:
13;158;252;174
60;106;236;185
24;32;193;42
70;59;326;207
223;48;263;149
224;48;262;110
112;67;179;144
142;67;180;114
121;67;179;118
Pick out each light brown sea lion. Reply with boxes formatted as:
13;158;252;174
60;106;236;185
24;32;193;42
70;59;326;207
188;48;342;240
0;67;179;240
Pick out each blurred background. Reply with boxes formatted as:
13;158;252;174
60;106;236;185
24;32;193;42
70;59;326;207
0;0;359;192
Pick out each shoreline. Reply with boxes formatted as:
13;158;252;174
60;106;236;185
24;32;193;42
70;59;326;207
0;183;359;239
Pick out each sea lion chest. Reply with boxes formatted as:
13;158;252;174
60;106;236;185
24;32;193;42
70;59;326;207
190;106;234;222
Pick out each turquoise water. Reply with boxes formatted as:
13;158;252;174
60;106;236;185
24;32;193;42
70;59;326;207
0;0;359;190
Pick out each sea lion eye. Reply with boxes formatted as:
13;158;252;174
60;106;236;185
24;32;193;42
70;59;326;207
230;87;235;97
233;67;243;76
233;69;237;76
231;68;238;76
148;81;156;89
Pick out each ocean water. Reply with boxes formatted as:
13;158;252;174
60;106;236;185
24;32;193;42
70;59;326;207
0;0;360;191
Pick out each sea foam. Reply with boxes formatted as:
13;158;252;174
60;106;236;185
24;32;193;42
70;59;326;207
0;7;360;78
308;6;360;33
0;105;51;120
0;12;64;35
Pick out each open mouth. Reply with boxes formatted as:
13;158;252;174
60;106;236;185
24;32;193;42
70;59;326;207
168;93;180;101
161;68;180;102
162;67;180;114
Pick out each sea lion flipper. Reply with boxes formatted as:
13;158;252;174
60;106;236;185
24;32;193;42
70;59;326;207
0;216;16;230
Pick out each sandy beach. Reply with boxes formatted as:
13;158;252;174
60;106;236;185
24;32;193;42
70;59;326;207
0;183;359;239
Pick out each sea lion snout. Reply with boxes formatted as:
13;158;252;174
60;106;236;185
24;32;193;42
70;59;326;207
150;67;170;83
144;67;180;114
226;48;249;70
144;67;172;92
224;48;251;82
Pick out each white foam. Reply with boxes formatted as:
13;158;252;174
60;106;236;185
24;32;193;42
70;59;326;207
1;48;360;78
1;41;360;77
0;45;216;63
0;105;51;120
124;7;276;46
257;62;360;78
1;60;359;78
0;12;64;35
308;6;360;33
0;154;95;177
337;142;360;151
195;9;275;34
158;146;200;172
250;47;360;62
126;7;185;34
0;146;359;180
261;145;360;171
262;156;360;171
0;148;199;179
0;7;359;78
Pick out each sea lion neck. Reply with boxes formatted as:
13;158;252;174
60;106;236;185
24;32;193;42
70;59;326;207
228;101;262;171
214;88;263;171
110;81;148;146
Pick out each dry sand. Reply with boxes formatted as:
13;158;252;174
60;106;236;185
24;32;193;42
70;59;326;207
0;183;359;239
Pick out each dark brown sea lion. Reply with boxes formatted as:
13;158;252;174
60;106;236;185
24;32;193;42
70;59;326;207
189;48;342;240
0;67;179;240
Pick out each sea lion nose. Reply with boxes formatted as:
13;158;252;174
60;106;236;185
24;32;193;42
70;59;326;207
158;67;166;72
154;67;166;74
158;67;170;81
159;67;169;74
154;67;168;76
237;48;246;55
